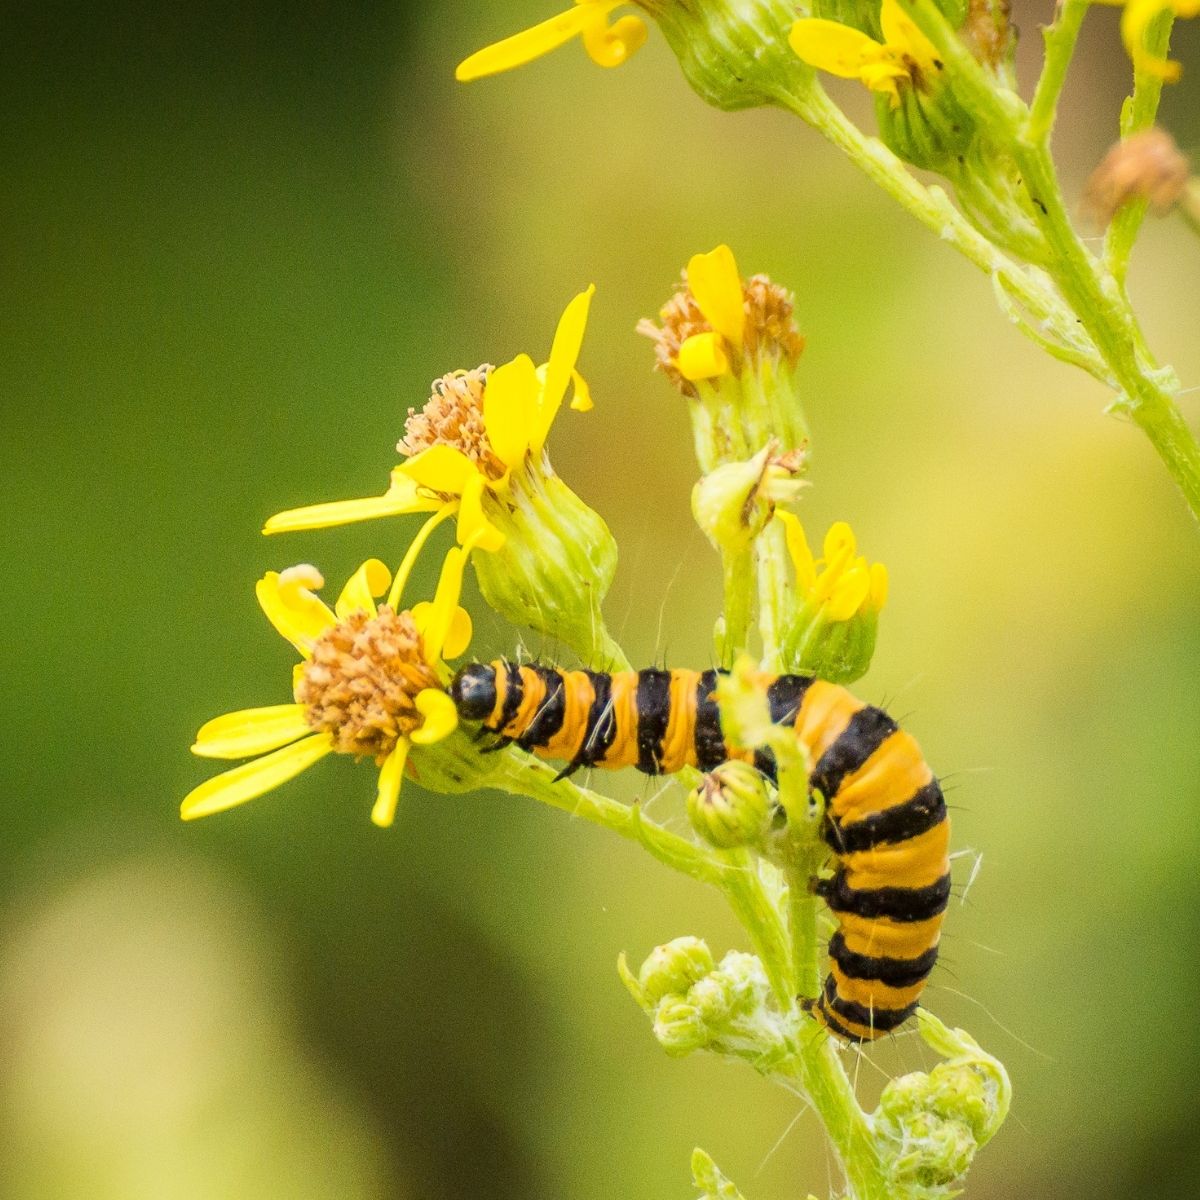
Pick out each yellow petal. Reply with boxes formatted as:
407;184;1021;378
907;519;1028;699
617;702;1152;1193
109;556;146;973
410;688;459;746
1121;0;1182;79
411;602;473;659
686;245;745;348
869;562;890;612
335;558;392;621
192;704;313;760
789;18;891;79
824;564;871;622
256;567;337;658
483;354;540;469
677;331;731;381
777;511;817;593
456;472;506;553
569;369;593;412
181;734;333;821
456;6;594;82
823;521;858;564
370;740;410;828
263;473;437;534
387;503;458;611
397;444;479;495
879;0;940;73
581;8;647;67
534;285;595;455
420;546;470;663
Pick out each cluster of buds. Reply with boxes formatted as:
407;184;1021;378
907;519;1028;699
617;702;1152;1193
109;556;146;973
874;1013;1012;1192
619;937;790;1064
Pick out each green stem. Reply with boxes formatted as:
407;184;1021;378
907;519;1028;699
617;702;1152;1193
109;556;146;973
773;82;1105;378
498;754;726;886
718;850;797;1005
1027;0;1088;143
1106;12;1177;281
719;546;755;667
753;518;793;672
776;1030;890;1200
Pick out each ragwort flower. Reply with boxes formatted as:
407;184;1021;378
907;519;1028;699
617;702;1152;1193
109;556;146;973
1092;0;1200;81
182;551;472;829
264;287;595;557
789;0;942;105
456;2;648;81
776;514;888;683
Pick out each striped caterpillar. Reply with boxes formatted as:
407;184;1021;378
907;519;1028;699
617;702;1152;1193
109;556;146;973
449;662;950;1042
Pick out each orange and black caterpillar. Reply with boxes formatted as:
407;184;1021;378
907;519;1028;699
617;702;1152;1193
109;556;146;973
449;662;950;1043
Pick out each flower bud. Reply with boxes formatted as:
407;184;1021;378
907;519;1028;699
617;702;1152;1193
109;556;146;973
692;444;809;554
653;995;712;1057
875;1011;1011;1189
637;936;715;1006
776;515;887;684
638;0;807;111
471;467;620;666
687;761;773;849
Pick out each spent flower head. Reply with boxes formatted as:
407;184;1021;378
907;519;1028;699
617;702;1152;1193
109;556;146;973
183;550;473;829
1082;127;1191;228
639;245;808;473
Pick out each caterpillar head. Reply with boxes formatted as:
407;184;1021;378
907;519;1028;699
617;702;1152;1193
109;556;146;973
449;663;497;721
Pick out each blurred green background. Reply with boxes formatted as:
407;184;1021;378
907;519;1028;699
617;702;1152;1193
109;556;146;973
4;2;1200;1197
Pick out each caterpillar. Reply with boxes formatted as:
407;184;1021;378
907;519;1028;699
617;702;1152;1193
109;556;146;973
449;662;950;1043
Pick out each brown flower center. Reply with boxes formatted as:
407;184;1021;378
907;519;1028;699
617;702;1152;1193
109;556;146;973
397;365;508;481
297;607;441;763
637;273;806;395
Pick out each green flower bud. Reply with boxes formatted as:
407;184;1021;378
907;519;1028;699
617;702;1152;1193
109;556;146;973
687;761;773;849
637;936;715;1006
692;444;808;555
637;0;807;111
776;515;887;684
877;80;980;174
654;995;711;1057
691;1149;749;1200
472;466;620;666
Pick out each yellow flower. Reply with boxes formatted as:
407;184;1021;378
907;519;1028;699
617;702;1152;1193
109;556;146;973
1092;0;1199;81
778;514;889;620
456;2;648;82
182;551;473;830
789;0;942;105
263;287;595;560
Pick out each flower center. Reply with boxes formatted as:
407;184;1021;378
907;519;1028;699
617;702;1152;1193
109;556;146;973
397;365;509;481
638;273;805;394
297;607;441;762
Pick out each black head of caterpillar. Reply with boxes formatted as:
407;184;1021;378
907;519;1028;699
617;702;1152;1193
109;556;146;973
448;660;951;1043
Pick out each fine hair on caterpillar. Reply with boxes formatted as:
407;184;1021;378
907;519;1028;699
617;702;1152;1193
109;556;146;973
449;661;951;1043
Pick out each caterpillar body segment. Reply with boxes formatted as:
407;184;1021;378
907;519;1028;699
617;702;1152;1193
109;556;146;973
448;662;950;1042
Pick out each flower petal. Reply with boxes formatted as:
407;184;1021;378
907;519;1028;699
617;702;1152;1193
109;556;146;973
181;733;333;820
370;740;410;829
879;0;940;74
412;602;474;660
569;369;593;413
397;444;479;495
387;503;458;611
256;567;337;658
869;562;890;612
777;511;817;593
483;354;540;469
686;246;744;349
456;6;594;82
534;285;595;454
410;688;459;746
456;472;506;552
789;18;891;79
192;704;313;760
581;10;648;67
1121;0;1182;79
335;558;392;621
825;563;871;622
678;332;731;381
263;473;437;534
419;546;470;663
